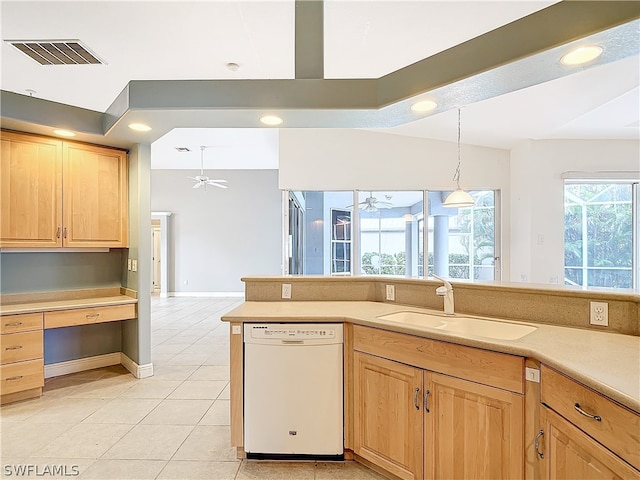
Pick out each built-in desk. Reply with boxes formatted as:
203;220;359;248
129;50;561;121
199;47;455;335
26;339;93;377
0;288;137;404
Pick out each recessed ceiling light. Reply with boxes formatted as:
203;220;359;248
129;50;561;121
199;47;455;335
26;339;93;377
561;45;603;66
128;123;152;132
410;100;437;113
53;129;75;137
260;115;283;126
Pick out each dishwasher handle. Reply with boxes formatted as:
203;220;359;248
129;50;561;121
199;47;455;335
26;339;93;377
281;340;304;345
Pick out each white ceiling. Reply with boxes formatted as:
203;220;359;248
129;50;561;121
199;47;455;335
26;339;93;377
1;0;638;167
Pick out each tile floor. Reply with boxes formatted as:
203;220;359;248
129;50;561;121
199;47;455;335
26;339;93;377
1;297;385;480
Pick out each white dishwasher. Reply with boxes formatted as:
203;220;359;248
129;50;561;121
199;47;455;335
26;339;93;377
243;323;344;460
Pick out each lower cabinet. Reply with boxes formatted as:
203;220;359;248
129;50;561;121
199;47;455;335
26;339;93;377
539;365;640;479
0;312;44;404
354;352;423;480
542;408;639;479
353;349;524;480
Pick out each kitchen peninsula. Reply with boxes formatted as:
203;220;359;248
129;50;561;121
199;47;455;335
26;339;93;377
223;276;640;480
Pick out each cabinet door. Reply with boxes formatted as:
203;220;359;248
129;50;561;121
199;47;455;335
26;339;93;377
0;132;62;247
353;351;423;480
63;142;128;247
425;372;524;480
544;408;640;480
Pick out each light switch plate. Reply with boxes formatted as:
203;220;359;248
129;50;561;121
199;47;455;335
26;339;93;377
131;259;138;272
386;285;395;301
232;325;241;335
282;283;292;299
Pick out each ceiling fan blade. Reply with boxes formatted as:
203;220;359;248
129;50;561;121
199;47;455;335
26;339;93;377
192;182;202;189
208;179;227;183
208;182;228;189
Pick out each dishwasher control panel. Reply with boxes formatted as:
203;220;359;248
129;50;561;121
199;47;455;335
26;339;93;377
245;324;343;344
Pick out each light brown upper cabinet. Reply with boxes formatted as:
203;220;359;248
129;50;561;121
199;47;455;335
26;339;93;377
0;131;128;248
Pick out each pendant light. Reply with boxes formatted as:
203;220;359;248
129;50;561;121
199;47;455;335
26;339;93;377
443;108;475;208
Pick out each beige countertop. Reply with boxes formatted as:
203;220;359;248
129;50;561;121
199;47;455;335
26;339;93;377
222;300;640;413
1;294;138;315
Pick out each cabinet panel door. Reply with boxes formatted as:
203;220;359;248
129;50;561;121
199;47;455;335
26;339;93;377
425;372;524;480
63;143;128;247
544;408;640;480
0;133;62;247
354;352;423;480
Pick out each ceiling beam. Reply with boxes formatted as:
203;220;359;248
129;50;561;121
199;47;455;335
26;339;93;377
295;0;324;79
1;0;638;146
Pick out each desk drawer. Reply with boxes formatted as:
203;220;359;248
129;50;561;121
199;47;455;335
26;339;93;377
1;313;43;334
44;304;136;329
0;359;44;395
541;364;640;470
1;331;43;364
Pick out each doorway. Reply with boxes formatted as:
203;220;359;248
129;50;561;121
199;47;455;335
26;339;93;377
152;220;161;294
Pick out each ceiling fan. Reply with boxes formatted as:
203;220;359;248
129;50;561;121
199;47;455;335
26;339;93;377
348;192;393;212
188;146;228;189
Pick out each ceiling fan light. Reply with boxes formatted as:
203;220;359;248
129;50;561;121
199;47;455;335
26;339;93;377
561;45;603;66
443;189;475;208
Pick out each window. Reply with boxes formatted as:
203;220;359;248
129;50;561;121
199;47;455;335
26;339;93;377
284;189;499;280
564;180;638;288
331;209;352;274
427;191;497;280
358;191;423;277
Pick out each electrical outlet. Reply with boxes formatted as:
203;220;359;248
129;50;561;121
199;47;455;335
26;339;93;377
127;258;132;271
386;284;395;301
590;301;608;326
525;367;540;383
282;283;292;299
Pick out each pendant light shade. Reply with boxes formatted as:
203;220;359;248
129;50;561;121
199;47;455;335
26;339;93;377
443;189;475;208
443;108;475;208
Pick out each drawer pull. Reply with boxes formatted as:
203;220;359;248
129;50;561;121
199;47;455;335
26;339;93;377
4;322;23;327
85;313;100;319
534;429;544;459
6;375;24;381
5;345;23;351
574;403;602;422
413;387;420;410
424;389;431;413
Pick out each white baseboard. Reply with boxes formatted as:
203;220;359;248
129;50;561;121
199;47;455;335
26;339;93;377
120;353;154;379
169;291;244;298
44;352;121;379
45;352;154;379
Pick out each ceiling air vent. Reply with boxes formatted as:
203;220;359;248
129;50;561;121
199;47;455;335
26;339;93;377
175;147;191;152
6;40;105;65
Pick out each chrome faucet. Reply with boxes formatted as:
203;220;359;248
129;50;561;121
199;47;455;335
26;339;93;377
433;274;455;315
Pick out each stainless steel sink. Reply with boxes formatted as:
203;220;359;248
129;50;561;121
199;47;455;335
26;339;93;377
377;311;537;341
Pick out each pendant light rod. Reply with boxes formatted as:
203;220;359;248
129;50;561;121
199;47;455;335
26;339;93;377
443;107;475;208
